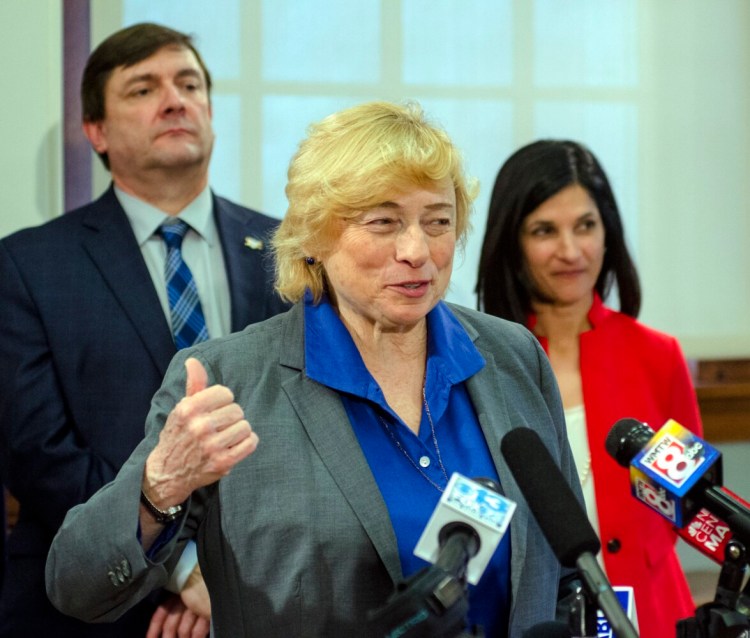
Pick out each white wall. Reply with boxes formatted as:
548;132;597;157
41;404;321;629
639;1;750;358
0;2;62;238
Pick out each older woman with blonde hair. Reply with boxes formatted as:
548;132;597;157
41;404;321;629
47;102;581;637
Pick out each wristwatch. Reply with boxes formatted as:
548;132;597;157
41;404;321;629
140;489;184;524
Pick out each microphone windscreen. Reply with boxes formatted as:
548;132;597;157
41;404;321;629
604;417;654;467
500;428;600;567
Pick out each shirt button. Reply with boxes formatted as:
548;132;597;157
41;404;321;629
606;538;622;553
419;456;430;468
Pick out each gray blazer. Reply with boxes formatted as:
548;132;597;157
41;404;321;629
46;302;580;637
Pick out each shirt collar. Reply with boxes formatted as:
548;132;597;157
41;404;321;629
304;291;485;400
115;184;215;246
585;291;611;326
526;291;611;332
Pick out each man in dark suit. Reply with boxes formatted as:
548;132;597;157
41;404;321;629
0;488;5;598
0;23;287;637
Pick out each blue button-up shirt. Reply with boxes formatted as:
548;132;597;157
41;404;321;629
305;293;511;637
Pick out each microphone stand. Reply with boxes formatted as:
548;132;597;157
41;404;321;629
557;578;597;637
677;539;750;638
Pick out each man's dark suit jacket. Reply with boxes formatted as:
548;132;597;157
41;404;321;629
0;186;288;637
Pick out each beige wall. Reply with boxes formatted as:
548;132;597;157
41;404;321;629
0;2;62;238
639;1;750;358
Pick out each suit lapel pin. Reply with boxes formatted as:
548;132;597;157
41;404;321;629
244;236;264;250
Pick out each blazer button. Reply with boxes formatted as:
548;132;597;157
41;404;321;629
108;570;120;587
120;559;132;579
606;538;622;553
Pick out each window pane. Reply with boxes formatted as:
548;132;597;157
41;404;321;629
415;98;515;308
123;0;241;80
262;0;380;83
534;101;639;257
534;0;637;87
403;0;513;86
261;95;378;219
209;94;242;204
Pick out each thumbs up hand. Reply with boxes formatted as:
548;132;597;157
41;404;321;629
142;357;258;516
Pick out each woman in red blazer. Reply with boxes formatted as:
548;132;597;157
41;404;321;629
476;139;701;637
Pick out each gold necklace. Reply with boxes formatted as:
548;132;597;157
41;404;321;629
377;385;449;493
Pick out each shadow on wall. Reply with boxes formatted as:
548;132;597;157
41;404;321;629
36;122;63;221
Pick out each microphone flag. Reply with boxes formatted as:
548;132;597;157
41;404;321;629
413;472;515;585
629;418;721;527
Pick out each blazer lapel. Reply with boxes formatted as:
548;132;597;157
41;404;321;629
278;305;402;584
80;188;175;377
464;333;531;613
213;195;278;332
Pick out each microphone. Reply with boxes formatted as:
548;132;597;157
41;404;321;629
500;428;638;638
605;418;750;546
369;473;515;637
413;473;515;585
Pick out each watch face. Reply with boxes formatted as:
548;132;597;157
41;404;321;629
141;491;183;523
162;504;183;522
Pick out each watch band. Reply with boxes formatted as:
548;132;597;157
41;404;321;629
140;489;184;524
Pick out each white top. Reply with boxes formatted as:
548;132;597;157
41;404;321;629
564;404;607;572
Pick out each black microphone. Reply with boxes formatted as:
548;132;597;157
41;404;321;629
500;428;638;638
605;417;750;546
432;521;481;584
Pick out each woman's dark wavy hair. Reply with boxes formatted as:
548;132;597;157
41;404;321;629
476;139;640;324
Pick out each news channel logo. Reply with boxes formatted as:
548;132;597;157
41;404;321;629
636;419;718;490
685;509;731;556
631;419;721;527
633;473;677;522
597;587;638;637
445;474;514;532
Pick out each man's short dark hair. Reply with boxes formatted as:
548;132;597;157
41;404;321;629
81;23;212;169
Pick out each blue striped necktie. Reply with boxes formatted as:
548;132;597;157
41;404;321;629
158;219;210;349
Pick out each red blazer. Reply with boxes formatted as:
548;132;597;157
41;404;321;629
530;295;701;637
